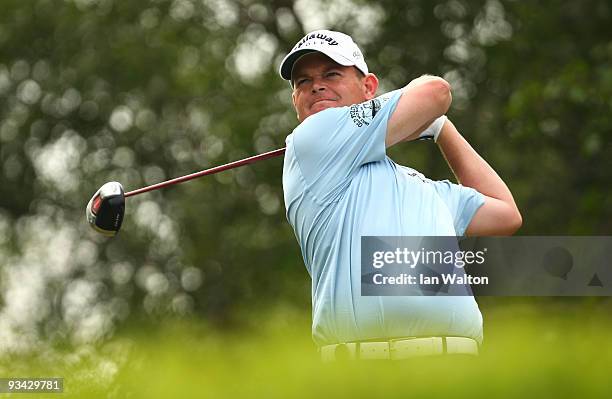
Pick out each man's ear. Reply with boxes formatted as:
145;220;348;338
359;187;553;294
363;73;379;100
291;91;300;120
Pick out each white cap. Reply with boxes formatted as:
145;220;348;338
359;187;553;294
279;30;369;81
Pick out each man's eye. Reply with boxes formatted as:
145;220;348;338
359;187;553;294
326;71;341;77
295;78;308;86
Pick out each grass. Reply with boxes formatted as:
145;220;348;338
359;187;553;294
1;299;611;398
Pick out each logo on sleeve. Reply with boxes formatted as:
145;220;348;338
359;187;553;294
350;99;382;127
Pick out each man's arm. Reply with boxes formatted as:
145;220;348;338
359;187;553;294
436;119;522;236
385;76;452;147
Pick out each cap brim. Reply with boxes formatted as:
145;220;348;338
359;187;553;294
279;47;356;81
280;49;316;80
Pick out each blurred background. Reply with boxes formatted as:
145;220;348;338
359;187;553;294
0;0;611;396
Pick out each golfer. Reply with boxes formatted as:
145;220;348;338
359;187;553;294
279;30;521;360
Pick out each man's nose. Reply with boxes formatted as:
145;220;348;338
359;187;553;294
311;77;326;93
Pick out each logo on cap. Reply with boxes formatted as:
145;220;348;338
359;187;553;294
295;33;339;49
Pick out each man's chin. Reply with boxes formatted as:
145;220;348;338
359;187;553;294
299;102;340;122
310;101;337;114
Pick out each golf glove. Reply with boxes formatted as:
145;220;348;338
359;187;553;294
418;115;447;142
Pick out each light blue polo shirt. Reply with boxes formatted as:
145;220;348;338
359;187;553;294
282;89;486;346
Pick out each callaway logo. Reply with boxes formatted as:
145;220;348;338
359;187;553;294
347;91;400;127
349;99;382;127
295;33;339;49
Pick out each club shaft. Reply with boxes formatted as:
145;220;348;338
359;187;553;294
124;147;286;198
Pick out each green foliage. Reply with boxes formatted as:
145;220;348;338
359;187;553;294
2;301;612;398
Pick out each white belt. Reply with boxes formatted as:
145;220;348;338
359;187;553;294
320;337;478;361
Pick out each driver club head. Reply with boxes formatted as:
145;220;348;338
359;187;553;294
86;181;125;237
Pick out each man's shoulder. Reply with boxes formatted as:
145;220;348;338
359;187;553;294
295;106;349;132
287;106;353;153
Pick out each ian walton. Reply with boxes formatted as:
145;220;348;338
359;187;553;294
372;272;489;286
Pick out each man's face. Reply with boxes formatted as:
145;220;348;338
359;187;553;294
291;52;376;122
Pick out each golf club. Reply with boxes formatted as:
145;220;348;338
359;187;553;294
86;147;286;236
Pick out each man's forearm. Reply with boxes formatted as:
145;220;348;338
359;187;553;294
436;119;517;206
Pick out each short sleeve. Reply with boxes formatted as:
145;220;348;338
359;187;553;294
431;180;485;236
290;90;403;204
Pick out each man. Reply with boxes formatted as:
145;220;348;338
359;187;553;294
279;30;522;360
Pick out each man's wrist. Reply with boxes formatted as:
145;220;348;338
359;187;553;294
418;115;447;142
